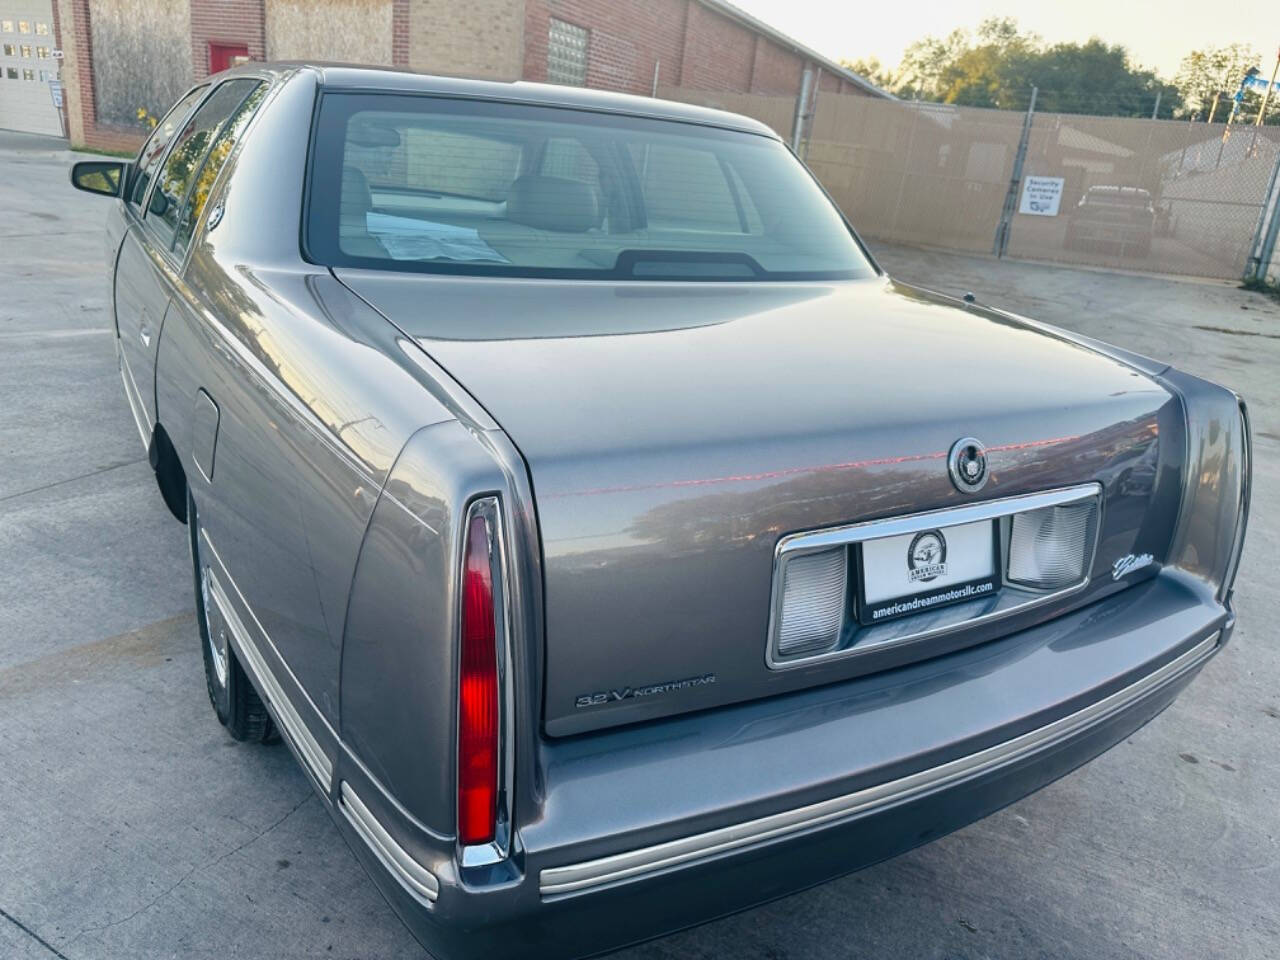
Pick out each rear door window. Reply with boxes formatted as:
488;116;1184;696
144;78;262;252
128;86;208;212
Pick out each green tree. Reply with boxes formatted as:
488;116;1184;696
1172;44;1261;120
849;17;1180;118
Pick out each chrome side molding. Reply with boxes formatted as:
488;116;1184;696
203;534;440;906
340;781;440;904
204;556;333;790
540;632;1219;898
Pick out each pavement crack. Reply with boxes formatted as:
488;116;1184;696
65;791;313;946
0;905;73;959
0;458;146;505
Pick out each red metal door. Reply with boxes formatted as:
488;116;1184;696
209;43;249;74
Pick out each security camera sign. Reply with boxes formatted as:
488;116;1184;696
1018;176;1065;216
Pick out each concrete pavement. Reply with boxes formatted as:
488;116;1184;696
0;135;1276;959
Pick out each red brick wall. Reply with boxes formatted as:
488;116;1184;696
524;0;689;95
64;0;142;152
522;0;861;100
392;0;409;67
678;0;754;91
190;0;266;81
748;30;805;94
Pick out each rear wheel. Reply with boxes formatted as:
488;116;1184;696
188;489;275;743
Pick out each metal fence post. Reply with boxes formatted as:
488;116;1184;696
1246;145;1280;279
993;86;1037;258
1249;146;1280;281
792;69;813;153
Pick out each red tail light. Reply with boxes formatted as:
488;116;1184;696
458;511;499;847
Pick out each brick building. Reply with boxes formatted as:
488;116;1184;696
0;0;886;149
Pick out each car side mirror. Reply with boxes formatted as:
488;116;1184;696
70;160;124;197
149;188;169;216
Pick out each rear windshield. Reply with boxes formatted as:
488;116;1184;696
305;93;875;281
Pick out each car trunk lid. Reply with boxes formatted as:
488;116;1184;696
335;270;1178;735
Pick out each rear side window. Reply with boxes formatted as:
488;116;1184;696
172;82;267;253
128;86;208;211
145;78;262;251
306;93;874;281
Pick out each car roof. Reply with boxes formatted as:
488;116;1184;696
235;62;781;139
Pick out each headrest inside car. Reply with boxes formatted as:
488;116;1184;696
506;175;599;233
341;166;373;222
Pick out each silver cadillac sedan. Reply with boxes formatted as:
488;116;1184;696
71;63;1250;959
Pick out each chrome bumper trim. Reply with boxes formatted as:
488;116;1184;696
204;563;333;789
540;632;1219;897
340;781;440;904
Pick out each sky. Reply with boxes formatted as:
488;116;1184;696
732;0;1278;81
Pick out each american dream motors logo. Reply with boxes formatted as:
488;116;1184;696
907;529;948;583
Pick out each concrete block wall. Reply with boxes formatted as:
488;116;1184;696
409;0;523;80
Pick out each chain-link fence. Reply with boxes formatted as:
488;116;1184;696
663;86;1280;281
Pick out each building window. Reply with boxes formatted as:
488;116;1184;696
2;44;14;56
21;68;33;81
17;20;29;33
5;67;15;79
36;46;48;58
1;20;12;32
35;22;48;35
20;44;31;58
546;18;588;87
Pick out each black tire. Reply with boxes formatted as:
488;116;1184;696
188;489;276;743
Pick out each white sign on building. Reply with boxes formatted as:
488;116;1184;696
1018;176;1065;216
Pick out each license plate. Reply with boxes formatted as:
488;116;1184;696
857;519;999;625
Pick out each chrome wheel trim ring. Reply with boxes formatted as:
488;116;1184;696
201;563;229;688
192;509;229;689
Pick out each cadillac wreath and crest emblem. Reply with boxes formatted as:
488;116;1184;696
948;437;989;493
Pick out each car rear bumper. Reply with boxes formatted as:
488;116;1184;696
337;571;1229;960
1071;222;1153;242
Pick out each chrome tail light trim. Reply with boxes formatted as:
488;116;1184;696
1220;400;1252;601
456;495;516;869
541;632;1218;898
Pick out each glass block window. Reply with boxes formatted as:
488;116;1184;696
546;17;588;87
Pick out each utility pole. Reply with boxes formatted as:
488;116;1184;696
1151;90;1162;120
993;86;1037;258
